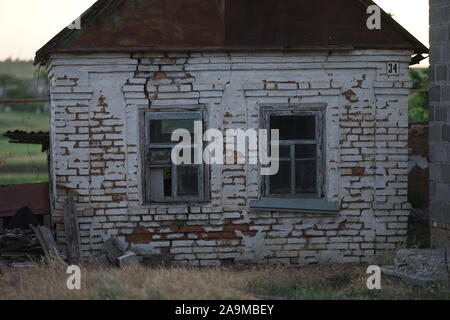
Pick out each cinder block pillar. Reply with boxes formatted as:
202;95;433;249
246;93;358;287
429;0;450;247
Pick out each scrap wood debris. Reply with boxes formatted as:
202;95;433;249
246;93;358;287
0;207;67;268
0;228;43;268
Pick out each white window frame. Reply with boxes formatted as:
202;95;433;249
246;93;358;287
142;110;208;203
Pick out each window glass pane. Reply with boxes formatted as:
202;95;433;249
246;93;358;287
150;119;195;143
149;148;172;164
148;167;172;201
270;161;291;194
295;144;316;159
270;115;316;140
177;166;199;196
279;145;291;159
163;167;172;197
295;160;316;193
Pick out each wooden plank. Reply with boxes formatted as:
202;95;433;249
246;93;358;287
63;197;81;263
31;225;67;266
31;226;50;259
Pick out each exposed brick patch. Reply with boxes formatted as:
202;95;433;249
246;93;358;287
126;228;153;244
352;167;365;176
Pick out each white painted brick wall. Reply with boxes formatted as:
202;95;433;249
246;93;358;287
47;50;412;265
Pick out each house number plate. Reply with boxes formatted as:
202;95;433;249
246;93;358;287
386;62;400;75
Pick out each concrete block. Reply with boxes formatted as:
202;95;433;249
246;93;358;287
117;252;143;268
382;249;450;287
103;237;127;262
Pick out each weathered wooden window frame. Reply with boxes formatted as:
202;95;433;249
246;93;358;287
260;105;325;200
143;110;208;203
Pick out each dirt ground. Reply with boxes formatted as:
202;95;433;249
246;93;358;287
0;263;448;300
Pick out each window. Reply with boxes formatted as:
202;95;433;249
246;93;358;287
143;111;207;203
261;108;324;199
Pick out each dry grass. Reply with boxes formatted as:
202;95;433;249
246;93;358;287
0;263;448;300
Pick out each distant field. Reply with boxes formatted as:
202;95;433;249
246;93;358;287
0;111;49;185
0;60;43;79
0;111;48;132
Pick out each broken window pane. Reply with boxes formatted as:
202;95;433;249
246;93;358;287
177;166;199;196
163;167;172;196
145;112;205;203
150;119;195;143
263;109;322;198
279;145;291;159
149;148;172;164
270;161;291;194
295;144;316;159
295;160;316;193
148;167;172;201
270;115;316;140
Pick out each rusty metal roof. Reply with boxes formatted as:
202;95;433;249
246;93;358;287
35;0;428;65
0;183;50;218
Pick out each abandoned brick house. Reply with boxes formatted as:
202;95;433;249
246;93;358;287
34;0;428;265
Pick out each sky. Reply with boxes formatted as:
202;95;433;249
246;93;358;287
0;0;430;66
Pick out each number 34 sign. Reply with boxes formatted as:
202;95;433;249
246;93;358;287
387;62;400;75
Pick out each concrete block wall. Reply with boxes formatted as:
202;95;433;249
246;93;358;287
47;49;412;265
429;0;450;247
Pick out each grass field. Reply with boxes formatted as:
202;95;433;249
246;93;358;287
0;60;44;79
0;264;448;300
0;111;49;185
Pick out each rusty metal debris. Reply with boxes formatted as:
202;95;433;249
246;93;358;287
0;206;67;268
0;230;42;267
0;183;51;218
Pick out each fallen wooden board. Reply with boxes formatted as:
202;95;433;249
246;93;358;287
31;225;67;266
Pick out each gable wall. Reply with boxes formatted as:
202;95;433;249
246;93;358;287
48;50;412;265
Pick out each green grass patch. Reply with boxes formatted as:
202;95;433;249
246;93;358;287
0;111;49;184
0;172;48;185
249;269;450;300
0;111;49;133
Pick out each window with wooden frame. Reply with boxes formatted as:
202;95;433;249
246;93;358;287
143;111;207;203
261;107;324;199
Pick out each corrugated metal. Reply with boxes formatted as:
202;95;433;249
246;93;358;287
4;131;50;152
0;183;51;218
35;0;428;65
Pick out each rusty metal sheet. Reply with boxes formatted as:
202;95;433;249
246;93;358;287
64;0;225;49
328;0;415;48
0;183;51;218
225;0;328;47
35;0;428;65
